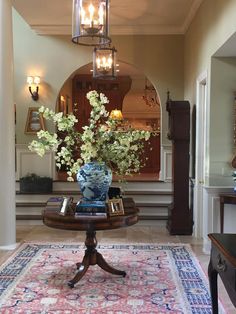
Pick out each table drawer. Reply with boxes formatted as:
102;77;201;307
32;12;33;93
211;245;236;291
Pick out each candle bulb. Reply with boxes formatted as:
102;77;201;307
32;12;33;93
88;3;95;26
81;7;85;24
98;4;104;25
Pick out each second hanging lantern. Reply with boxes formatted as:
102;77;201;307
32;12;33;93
93;45;117;79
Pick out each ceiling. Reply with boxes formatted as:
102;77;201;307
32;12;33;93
12;0;203;35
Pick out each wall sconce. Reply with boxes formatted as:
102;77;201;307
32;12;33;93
27;76;40;101
93;45;117;79
72;0;111;46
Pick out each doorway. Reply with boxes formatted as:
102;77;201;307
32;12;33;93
194;71;208;237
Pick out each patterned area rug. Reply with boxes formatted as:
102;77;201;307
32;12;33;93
0;243;225;313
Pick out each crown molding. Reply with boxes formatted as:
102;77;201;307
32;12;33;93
32;24;184;36
31;25;71;35
110;25;184;35
29;0;203;36
182;0;204;33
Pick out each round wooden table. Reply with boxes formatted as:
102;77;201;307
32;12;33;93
42;198;139;288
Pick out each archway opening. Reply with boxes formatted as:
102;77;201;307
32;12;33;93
56;61;161;181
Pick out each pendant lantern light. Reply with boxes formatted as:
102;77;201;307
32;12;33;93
72;0;111;46
93;45;117;79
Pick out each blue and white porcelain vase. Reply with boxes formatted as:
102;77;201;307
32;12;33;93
77;161;112;202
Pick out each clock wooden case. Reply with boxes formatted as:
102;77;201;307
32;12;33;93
166;99;193;235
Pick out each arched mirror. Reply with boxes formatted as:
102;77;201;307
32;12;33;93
56;61;161;181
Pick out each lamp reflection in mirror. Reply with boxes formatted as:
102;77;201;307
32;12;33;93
72;0;111;46
27;76;40;101
93;45;117;79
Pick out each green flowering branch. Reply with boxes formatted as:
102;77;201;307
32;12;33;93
29;90;152;181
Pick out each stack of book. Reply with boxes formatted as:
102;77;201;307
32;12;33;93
75;200;107;218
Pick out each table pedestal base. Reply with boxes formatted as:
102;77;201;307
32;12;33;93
68;230;126;288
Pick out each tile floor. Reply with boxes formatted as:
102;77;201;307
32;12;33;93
0;220;234;313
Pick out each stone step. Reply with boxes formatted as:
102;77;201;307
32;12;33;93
16;192;172;204
15;200;170;221
16;200;170;206
16;215;168;221
16;190;172;195
15;180;172;221
15;180;172;192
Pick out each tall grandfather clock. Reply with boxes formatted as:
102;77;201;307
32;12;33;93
166;94;193;235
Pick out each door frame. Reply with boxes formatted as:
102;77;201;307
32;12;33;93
194;70;208;238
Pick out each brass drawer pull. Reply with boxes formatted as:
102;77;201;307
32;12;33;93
217;254;227;272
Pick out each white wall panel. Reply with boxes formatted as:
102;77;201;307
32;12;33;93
160;144;172;182
16;144;56;180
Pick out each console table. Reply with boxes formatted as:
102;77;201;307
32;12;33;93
208;233;236;313
219;193;236;233
42;198;139;288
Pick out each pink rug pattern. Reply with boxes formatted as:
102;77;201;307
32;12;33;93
0;243;225;313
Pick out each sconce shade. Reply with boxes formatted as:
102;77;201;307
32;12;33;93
72;0;111;46
27;76;34;85
109;109;123;120
34;76;40;85
27;76;40;101
93;46;117;79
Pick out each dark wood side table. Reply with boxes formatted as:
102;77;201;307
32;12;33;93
219;193;236;233
208;233;236;314
42;198;139;288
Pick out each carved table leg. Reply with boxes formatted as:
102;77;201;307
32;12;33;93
208;258;219;314
68;253;90;288
97;251;126;277
68;230;126;288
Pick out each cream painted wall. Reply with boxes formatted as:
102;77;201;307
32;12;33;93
185;0;236;104
209;57;236;185
13;10;92;142
13;10;184;146
184;0;236;186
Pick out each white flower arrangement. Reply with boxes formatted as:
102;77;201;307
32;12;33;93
29;90;152;181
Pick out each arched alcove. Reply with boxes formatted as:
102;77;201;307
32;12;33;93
56;61;161;181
